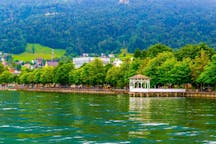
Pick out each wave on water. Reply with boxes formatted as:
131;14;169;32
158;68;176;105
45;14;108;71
140;123;169;126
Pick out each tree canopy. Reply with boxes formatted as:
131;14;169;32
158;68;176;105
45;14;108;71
0;0;215;54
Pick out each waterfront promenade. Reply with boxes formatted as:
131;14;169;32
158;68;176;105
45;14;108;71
1;85;216;98
12;87;216;98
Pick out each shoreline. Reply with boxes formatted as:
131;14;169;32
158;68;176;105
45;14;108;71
1;87;216;98
16;88;128;95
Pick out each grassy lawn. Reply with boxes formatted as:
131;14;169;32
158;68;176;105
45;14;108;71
13;44;66;61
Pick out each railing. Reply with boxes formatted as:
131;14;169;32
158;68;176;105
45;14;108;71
130;88;186;93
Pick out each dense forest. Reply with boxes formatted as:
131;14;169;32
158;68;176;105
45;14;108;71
0;0;216;55
0;43;216;90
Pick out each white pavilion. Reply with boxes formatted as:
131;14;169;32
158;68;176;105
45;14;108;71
129;74;186;93
129;74;150;92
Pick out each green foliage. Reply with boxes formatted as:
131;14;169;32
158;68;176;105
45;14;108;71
134;48;142;58
0;63;5;74
197;55;216;85
11;43;216;89
175;43;215;61
69;68;83;85
53;62;74;85
146;44;173;58
106;66;122;88
169;59;192;85
143;52;175;86
32;69;43;84
190;49;210;84
0;71;14;84
87;59;106;85
1;0;215;54
40;67;54;84
70;59;106;86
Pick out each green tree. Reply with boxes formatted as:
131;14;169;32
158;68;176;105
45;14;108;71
40;67;54;84
190;49;209;84
79;59;106;86
54;62;74;85
143;52;175;87
19;72;31;84
33;69;42;84
0;71;14;84
170;58;192;85
146;44;173;58
134;48;142;58
88;59;106;85
175;43;215;61
197;54;216;85
157;57;176;85
0;63;5;74
18;68;32;84
69;68;83;85
106;66;123;88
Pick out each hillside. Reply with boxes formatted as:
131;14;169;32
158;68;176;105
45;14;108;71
0;0;216;54
13;44;65;61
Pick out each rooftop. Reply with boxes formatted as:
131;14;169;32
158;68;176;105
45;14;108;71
130;74;150;80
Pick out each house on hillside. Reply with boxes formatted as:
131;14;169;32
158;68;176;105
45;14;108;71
45;61;59;67
113;58;123;67
1;58;7;67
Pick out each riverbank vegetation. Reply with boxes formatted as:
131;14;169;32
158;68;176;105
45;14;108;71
0;43;216;90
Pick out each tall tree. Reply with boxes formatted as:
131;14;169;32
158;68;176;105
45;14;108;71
146;44;173;58
40;67;54;84
197;54;216;85
190;49;210;84
0;71;14;84
143;52;175;87
54;62;74;85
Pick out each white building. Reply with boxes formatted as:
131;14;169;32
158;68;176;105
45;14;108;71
119;0;129;4
113;58;123;67
129;74;186;93
129;74;151;92
73;57;110;68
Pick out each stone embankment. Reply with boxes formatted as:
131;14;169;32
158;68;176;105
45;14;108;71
17;87;128;95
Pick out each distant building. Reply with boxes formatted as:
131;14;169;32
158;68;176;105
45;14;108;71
113;58;123;67
108;54;115;58
82;53;89;57
13;70;21;75
23;63;31;69
35;58;43;67
1;58;7;67
119;0;129;4
73;57;110;68
45;61;59;67
9;68;15;74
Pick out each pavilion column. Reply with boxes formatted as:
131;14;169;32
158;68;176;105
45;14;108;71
148;80;150;89
146;81;148;89
132;80;134;88
143;81;145;88
143;80;145;88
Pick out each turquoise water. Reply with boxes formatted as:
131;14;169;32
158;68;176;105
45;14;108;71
0;91;215;143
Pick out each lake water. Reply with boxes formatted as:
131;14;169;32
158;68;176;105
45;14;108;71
0;91;215;143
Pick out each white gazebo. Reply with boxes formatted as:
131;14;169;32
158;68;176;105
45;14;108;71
129;74;186;94
129;74;150;92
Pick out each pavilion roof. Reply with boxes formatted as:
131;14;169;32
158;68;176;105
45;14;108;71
129;74;150;80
